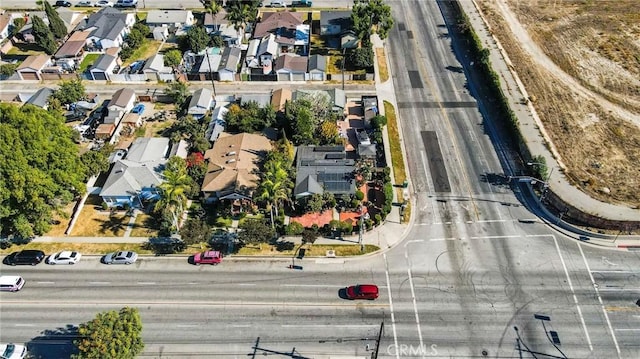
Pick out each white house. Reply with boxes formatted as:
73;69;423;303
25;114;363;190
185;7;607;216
0;14;11;40
146;10;194;33
218;47;241;82
75;7;135;49
105;88;136;125
142;53;174;81
187;88;214;118
90;53;118;81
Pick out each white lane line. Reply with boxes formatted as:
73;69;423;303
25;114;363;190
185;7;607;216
238;283;256;286
614;328;640;332
599;288;640;292
138;282;156;285
37;281;55;284
591;270;640;274
470;235;520;239
405;250;425;354
282;324;375;328
282;284;336;288
15;324;35;327
176;324;198;328
553;235;593;351
89;282;110;285
230;324;251;328
578;241;619;356
383;253;399;359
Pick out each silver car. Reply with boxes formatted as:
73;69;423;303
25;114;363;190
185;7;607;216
102;251;138;265
47;251;82;265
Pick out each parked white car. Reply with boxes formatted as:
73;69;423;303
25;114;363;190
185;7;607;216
95;0;114;7
47;251;82;265
102;251;138;265
0;344;27;359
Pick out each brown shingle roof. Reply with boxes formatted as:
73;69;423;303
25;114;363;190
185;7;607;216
274;54;308;72
109;88;136;108
17;54;51;71
271;88;291;112
201;133;272;196
253;11;303;40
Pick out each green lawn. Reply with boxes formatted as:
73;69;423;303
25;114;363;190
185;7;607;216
122;40;163;68
78;53;100;73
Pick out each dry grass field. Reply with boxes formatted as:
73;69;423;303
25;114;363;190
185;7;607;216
478;0;640;206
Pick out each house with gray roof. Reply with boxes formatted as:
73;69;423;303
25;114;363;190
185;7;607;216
105;88;136;125
204;9;227;33
188;88;214;118
142;53;174;81
99;137;171;208
90;53;118;81
294;146;356;198
75;7;135;49
308;54;326;81
24;87;54;109
218;47;241;82
320;10;352;36
275;54;308;81
146;10;194;34
240;93;272;109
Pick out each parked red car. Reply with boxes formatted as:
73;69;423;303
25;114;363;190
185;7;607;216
193;251;223;265
345;284;379;300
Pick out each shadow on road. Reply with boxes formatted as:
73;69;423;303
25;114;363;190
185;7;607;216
27;325;79;359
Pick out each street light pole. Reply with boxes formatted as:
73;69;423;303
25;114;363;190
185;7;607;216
205;48;217;97
341;47;346;91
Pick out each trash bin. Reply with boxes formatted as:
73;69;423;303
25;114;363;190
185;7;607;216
402;180;408;188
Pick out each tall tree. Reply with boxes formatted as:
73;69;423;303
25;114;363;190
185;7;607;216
73;307;144;359
257;158;292;227
186;25;210;53
155;157;193;232
31;15;57;54
44;1;68;39
0;104;86;238
225;1;256;39
237;218;275;244
351;0;394;40
164;49;183;68
164;81;190;109
52;79;85;105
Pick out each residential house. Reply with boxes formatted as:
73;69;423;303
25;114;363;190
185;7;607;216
245;38;260;66
105;88;136;125
294;88;346;113
341;30;359;49
270;88;291;112
274;54;308;81
187;88;214;119
308;54;326;81
191;49;221;81
206;105;228;143
201;133;272;204
142;53;174;82
146;10;194;34
24;87;54;109
294;145;355;198
90;53;118;81
170;139;189;159
240;93;272;108
204;9;227;34
100;137;170;208
320;11;352;37
122;113;142;128
0;14;11;40
152;26;169;41
16;54;52;80
218;47;241;82
54;30;91;62
362;95;379;128
215;23;243;46
75;7;135;49
253;12;309;54
95;123;116;140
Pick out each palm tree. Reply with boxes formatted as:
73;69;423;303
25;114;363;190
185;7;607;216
206;1;223;30
257;159;292;228
225;2;247;41
155;167;192;232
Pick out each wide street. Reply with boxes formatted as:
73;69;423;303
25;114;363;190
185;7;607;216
2;1;640;359
0;0;351;10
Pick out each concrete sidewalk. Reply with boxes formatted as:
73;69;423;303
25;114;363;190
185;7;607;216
461;0;640;223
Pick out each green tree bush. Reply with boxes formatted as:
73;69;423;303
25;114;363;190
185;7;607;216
44;1;68;39
31;16;57;54
73;307;144;359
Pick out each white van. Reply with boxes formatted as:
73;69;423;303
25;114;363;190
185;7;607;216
0;275;25;292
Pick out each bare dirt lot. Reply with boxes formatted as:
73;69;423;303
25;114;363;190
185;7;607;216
478;0;640;206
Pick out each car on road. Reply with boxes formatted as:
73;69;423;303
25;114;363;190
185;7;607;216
102;251;138;265
95;0;114;7
115;0;137;7
345;284;379;300
193;250;223;265
76;0;93;6
54;1;72;7
0;343;27;359
0;276;25;292
268;0;286;7
47;251;82;265
3;250;45;266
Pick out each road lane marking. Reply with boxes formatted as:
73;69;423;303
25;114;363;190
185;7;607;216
282;325;376;328
383;253;399;359
89;282;110;285
37;281;55;284
238;283;256;286
599;288;640;292
15;324;35;327
176;324;198;328
1;300;388;308
553;235;594;351
138;282;156;285
282;284;337;288
614;328;640;331
577;241;619;356
405;248;425;354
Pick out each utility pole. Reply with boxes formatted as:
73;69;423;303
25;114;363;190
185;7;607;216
250;337;259;359
371;322;384;359
341;47;346;91
205;48;217;97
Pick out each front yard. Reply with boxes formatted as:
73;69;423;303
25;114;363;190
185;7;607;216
70;195;130;237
